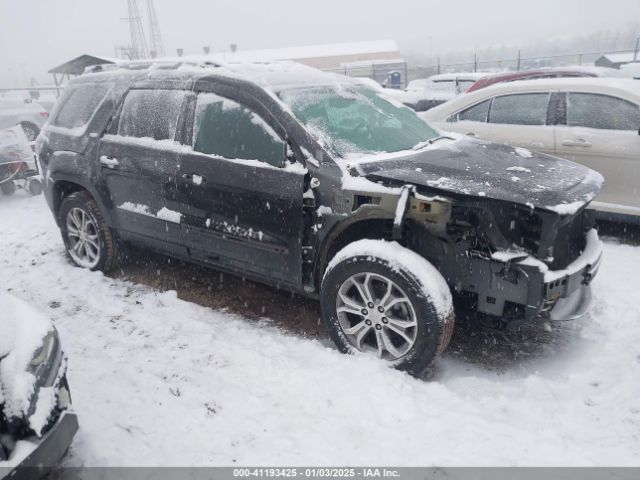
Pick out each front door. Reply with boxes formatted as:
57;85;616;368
176;92;305;286
99;88;187;253
555;92;640;215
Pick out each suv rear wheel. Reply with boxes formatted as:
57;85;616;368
321;240;454;378
58;191;119;272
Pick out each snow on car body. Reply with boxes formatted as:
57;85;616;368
36;58;603;376
387;72;490;112
0;293;78;477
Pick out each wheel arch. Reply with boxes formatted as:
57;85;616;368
314;215;394;292
50;176;113;227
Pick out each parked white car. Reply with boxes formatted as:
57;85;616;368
0;99;49;141
422;78;640;221
386;73;489;112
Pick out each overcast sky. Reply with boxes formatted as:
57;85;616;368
1;0;639;87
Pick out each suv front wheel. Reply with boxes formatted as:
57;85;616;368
58;191;119;272
321;240;454;378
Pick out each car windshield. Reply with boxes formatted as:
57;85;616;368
278;85;439;158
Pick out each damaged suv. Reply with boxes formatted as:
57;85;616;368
37;60;603;377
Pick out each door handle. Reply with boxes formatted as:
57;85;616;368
561;139;592;148
182;173;205;185
99;155;120;167
466;132;476;137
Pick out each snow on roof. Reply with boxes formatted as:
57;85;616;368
217;40;400;63
428;72;490;81
598;52;640;64
85;57;358;90
474;76;640;96
544;65;628;77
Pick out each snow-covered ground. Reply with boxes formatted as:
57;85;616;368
0;193;639;466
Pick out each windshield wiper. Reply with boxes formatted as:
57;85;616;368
412;135;455;151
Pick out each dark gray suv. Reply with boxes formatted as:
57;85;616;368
36;60;604;377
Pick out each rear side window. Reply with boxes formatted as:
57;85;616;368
118;89;186;141
567;93;640;131
52;84;110;129
489;93;550;126
456;99;491;122
192;93;284;167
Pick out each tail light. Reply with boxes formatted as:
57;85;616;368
39;111;49;118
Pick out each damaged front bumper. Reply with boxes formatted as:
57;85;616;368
471;229;603;323
521;228;603;321
1;353;79;480
0;411;79;480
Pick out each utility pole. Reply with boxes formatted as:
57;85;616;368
634;36;639;62
146;0;165;58
126;0;148;59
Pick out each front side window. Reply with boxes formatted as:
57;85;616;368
455;99;491;122
192;93;285;167
52;84;110;129
118;89;186;141
278;85;438;158
489;93;550;126
567;93;640;131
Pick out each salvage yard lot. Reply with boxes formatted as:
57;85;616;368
1;193;639;466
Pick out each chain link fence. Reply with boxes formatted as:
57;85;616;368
407;48;639;81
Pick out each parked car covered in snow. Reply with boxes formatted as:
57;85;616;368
422;78;640;222
37;60;603;377
0;293;78;477
387;73;489;112
465;66;627;93
0;99;49;142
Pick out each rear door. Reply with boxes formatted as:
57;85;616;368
555;92;640;215
446;92;556;155
175;90;305;286
98;88;188;253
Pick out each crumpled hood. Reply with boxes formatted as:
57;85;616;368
355;137;604;213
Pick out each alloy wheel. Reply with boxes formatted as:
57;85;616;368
65;207;101;269
335;272;418;360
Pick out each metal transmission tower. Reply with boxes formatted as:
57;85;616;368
146;0;166;58
126;0;149;59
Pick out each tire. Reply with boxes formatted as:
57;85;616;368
58;190;119;272
321;239;454;378
0;181;16;196
27;178;43;196
20;122;39;142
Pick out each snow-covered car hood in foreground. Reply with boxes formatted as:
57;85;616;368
0;293;54;427
354;137;604;214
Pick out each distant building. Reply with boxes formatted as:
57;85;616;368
225;40;408;87
594;51;639;69
225;40;402;69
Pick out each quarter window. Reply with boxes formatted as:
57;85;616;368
456;99;491;122
192;93;285;168
488;93;550;126
567;93;640;131
52;84;110;130
118;89;186;141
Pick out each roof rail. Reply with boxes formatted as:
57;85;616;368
83;58;225;75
